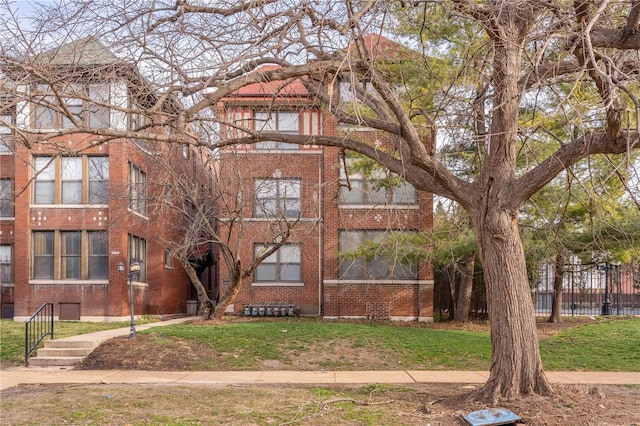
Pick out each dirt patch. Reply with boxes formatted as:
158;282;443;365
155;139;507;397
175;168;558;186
1;382;638;425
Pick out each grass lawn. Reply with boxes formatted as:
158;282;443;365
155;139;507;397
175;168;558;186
2;317;638;371
540;318;640;371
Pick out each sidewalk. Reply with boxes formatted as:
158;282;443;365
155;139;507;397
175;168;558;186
2;369;638;391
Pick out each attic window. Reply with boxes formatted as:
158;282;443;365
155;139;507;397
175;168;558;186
254;111;299;150
32;83;110;129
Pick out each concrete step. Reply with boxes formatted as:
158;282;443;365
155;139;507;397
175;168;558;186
28;339;97;367
28;356;86;367
36;347;94;357
44;340;95;349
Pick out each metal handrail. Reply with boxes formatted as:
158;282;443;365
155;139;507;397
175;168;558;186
24;302;54;366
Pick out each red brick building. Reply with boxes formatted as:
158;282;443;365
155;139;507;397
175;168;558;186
0;38;204;320
216;40;434;321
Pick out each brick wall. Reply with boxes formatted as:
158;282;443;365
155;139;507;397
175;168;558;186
9;134;194;320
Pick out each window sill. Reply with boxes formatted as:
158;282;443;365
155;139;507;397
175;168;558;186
323;279;433;285
30;204;109;209
29;279;109;285
338;204;420;209
232;149;321;154
251;282;304;287
0;216;15;220
127;209;149;220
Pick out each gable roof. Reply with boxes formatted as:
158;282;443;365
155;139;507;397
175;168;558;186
347;34;416;62
37;37;122;66
232;65;310;98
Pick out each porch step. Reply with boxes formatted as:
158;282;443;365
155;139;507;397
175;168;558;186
44;340;95;349
28;339;97;367
35;347;94;357
28;356;86;367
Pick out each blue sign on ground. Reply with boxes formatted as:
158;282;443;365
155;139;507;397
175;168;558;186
463;408;522;426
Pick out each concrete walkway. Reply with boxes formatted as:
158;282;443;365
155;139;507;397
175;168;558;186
2;369;638;391
2;317;638;391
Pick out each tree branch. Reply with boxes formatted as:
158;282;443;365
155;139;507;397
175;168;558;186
511;131;640;206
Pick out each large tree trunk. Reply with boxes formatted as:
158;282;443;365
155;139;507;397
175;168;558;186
548;253;564;323
446;263;457;320
471;207;553;402
465;15;553;402
454;254;474;322
182;261;215;320
212;261;243;320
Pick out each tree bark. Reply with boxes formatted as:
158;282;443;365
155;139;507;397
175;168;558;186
182;261;215;320
446;263;457;320
470;206;552;402
212;261;243;320
454;254;474;322
548;253;565;323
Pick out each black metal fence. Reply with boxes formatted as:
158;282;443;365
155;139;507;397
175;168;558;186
434;262;640;319
532;262;640;317
24;302;54;365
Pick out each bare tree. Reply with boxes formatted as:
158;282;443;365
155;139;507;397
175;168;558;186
147;141;315;320
2;0;638;402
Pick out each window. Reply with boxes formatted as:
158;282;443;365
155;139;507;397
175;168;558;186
340;177;417;206
33;83;110;129
33;85;57;129
129;234;147;282
61;231;81;279
254;244;301;282
88;231;108;279
33;231;54;279
0;114;13;154
254;111;299;150
164;249;173;269
129;163;146;215
87;84;110;128
0;179;13;217
255;179;301;218
34;156;55;204
33;155;109;205
31;230;109;280
339;230;418;280
88;156;109;204
61;157;82;204
0;245;12;283
339;154;417;206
